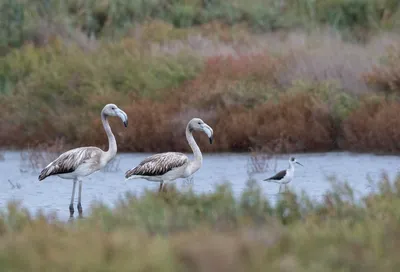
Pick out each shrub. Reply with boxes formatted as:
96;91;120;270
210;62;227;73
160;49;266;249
214;90;337;153
0;176;400;270
176;53;284;109
340;96;400;153
364;45;400;94
2;0;399;51
0;41;399;155
0;39;201;148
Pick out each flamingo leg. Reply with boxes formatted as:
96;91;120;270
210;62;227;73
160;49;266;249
69;179;77;218
77;180;83;217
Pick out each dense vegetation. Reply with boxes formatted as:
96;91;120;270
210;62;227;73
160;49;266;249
1;2;400;270
0;176;399;271
1;0;400;153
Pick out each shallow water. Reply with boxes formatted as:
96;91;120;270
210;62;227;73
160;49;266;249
0;151;399;221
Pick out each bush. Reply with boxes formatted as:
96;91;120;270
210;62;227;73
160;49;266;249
213;88;337;153
341;96;400;153
0;176;400;270
175;53;285;109
2;0;399;50
0;39;201;148
364;46;400;94
1;46;393;154
0;41;398;154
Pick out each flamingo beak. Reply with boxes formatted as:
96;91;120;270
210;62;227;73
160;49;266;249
202;124;214;144
116;109;128;127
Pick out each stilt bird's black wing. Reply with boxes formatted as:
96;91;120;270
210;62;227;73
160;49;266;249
264;170;286;181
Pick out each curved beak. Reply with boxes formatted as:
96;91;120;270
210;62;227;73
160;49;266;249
201;123;214;144
296;162;303;167
116;109;128;127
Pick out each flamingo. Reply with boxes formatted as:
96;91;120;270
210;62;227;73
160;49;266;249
38;103;128;218
125;118;213;192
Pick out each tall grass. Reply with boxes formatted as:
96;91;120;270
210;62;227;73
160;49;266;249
0;175;400;271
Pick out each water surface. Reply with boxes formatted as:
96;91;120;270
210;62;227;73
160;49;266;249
1;151;399;221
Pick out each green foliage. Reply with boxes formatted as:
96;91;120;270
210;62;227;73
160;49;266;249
0;176;399;270
0;0;25;49
1;40;201;97
316;0;379;29
1;0;399;48
286;81;360;121
0;39;201;127
0;38;202;146
364;46;400;95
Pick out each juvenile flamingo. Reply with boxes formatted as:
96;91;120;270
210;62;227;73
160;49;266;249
125;118;213;192
38;103;128;218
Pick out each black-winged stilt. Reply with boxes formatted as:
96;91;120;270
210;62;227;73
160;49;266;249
264;157;303;193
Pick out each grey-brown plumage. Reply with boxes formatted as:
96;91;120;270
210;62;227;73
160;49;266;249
124;118;214;192
37;103;128;218
38;147;101;181
125;152;189;177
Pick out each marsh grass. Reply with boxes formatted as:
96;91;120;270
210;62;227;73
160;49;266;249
246;147;278;175
19;138;67;172
0;175;400;271
7;179;21;190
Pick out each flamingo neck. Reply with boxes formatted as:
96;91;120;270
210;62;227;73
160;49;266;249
101;111;117;163
186;124;202;176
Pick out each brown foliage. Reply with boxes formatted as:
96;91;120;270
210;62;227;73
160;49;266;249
364;46;400;94
173;229;281;272
171;54;282;117
0;92;337;154
1;45;400;154
214;92;336;153
341;98;400;153
116;99;184;153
